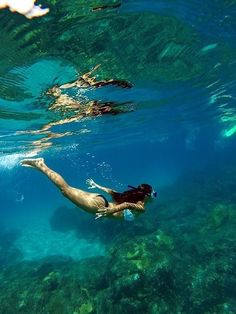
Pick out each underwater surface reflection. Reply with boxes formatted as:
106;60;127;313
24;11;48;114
0;0;236;313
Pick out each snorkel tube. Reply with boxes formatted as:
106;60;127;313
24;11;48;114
127;185;136;190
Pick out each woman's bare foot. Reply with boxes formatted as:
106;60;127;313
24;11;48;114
20;158;44;168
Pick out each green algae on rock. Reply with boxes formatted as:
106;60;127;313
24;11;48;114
0;165;235;313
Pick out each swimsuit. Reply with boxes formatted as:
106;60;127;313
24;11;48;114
96;195;134;221
96;194;109;207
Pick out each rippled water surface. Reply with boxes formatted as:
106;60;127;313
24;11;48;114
0;0;235;158
0;1;236;313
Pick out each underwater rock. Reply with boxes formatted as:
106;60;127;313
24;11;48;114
93;231;179;312
50;204;155;246
0;165;235;313
42;271;60;291
0;256;108;313
204;203;236;230
76;301;94;314
50;206;82;233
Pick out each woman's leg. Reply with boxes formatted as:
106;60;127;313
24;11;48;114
21;158;69;193
20;158;105;213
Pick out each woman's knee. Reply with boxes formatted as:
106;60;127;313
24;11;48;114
61;186;70;196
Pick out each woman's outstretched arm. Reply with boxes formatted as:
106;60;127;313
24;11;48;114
86;179;117;195
96;201;145;219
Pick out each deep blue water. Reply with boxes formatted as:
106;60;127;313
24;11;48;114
0;0;235;256
0;0;236;312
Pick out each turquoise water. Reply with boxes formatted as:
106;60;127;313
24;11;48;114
0;1;236;313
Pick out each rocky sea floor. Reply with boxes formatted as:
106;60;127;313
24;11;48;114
0;164;235;314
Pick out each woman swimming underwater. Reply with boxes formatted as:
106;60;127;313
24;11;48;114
20;158;157;220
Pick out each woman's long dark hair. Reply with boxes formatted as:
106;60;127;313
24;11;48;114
111;184;153;204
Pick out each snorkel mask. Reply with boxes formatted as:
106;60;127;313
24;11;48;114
151;190;157;198
128;185;157;198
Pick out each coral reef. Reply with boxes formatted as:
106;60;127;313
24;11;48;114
0;256;107;314
0;164;235;313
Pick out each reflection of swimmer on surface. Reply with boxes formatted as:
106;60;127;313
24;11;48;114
46;86;82;111
21;100;132;135
46;86;132;114
45;65;133;114
17;100;133;156
47;64;133;93
18;65;134;156
20;158;157;220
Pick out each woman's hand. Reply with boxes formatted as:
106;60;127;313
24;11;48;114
95;213;103;220
95;207;110;219
86;178;97;189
